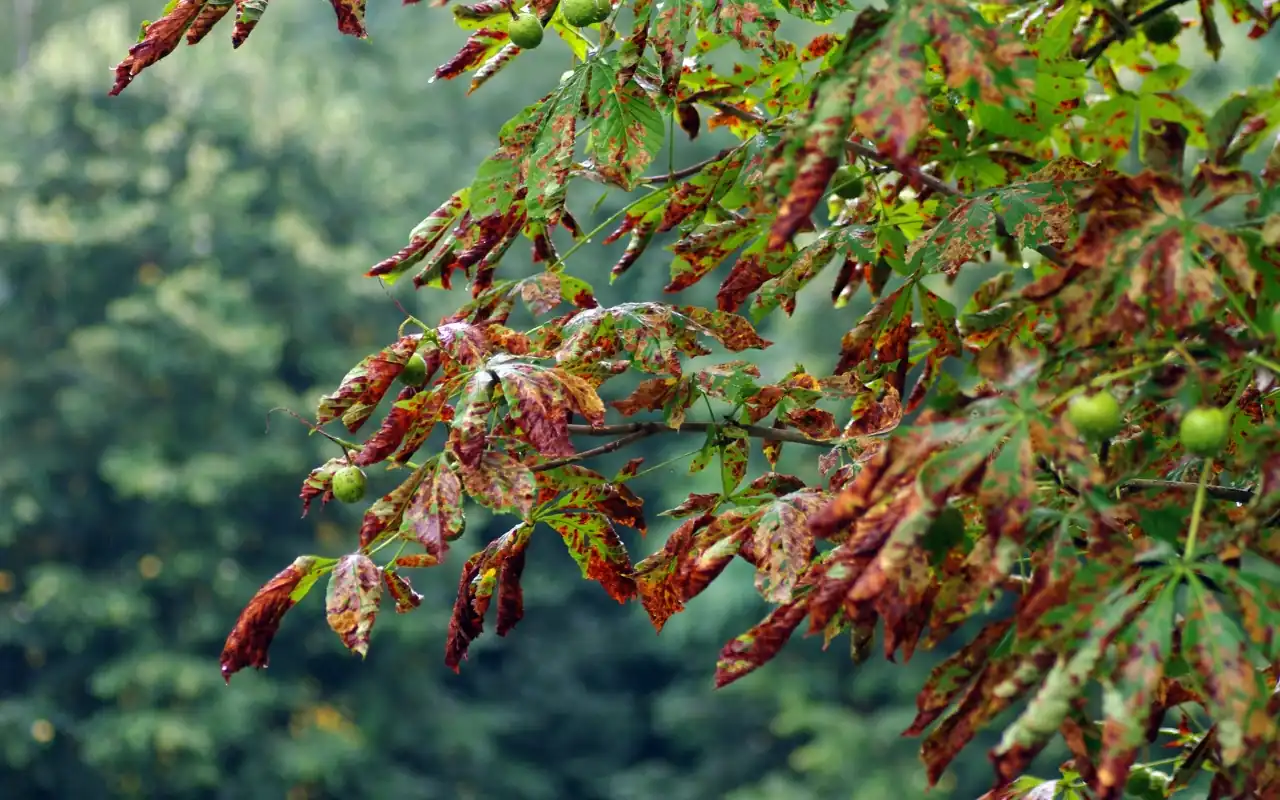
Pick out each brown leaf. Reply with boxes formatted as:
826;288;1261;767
403;458;465;559
634;514;713;631
383;570;423;613
324;554;382;657
714;598;809;688
220;556;328;683
327;0;368;36
460;450;536;516
111;0;205;97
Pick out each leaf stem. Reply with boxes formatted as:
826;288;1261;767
1183;457;1214;562
1246;352;1280;376
545;184;670;273
1081;0;1197;64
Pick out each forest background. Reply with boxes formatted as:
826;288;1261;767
0;2;1275;798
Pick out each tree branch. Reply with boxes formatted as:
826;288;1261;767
1081;0;1197;64
1119;479;1255;505
532;428;656;473
567;421;835;447
532;420;835;473
635;147;738;185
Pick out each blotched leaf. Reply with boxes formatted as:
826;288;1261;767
325;553;383;657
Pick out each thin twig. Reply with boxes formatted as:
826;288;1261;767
635;147;737;185
566;421;835;447
1082;0;1197;64
532;429;655;472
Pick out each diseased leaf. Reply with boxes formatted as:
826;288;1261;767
220;556;333;682
445;523;533;671
587;57;665;191
317;336;420;433
402;457;465;559
460;450;536;516
543;512;637;603
324;553;383;657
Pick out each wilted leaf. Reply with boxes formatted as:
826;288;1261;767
543;512;637;603
220;556;333;683
325;554;383;657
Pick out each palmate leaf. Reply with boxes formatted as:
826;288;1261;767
650;0;697;98
366;189;470;285
1029;172;1259;346
316;335;420;433
988;577;1158;786
586;56;665;190
907;157;1098;276
401;455;465;560
358;461;429;549
1095;582;1177;796
1183;576;1277;769
484;354;607;457
526;66;589;222
461;450;536;516
540;302;771;376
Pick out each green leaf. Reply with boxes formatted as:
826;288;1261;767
587;57;665;191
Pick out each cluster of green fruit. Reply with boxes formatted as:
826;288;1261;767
321;353;431;506
1067;392;1231;457
506;0;612;49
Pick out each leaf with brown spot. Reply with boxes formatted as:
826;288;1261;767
359;462;430;550
1183;575;1276;767
543;512;637;603
186;1;234;44
448;371;498;470
908;159;1095;276
434;28;511;82
461;450;536;517
111;0;206;96
299;451;359;517
367;189;470;285
742;488;827;603
634;514;712;630
220;556;333;682
231;0;270;48
383;570;423;613
667;216;762;294
444;524;532;671
327;0;368;36
651;0;697;98
317;336;419;433
1095;582;1177;796
391;388;454;464
587;60;665;191
324;553;383;657
714;597;808;688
